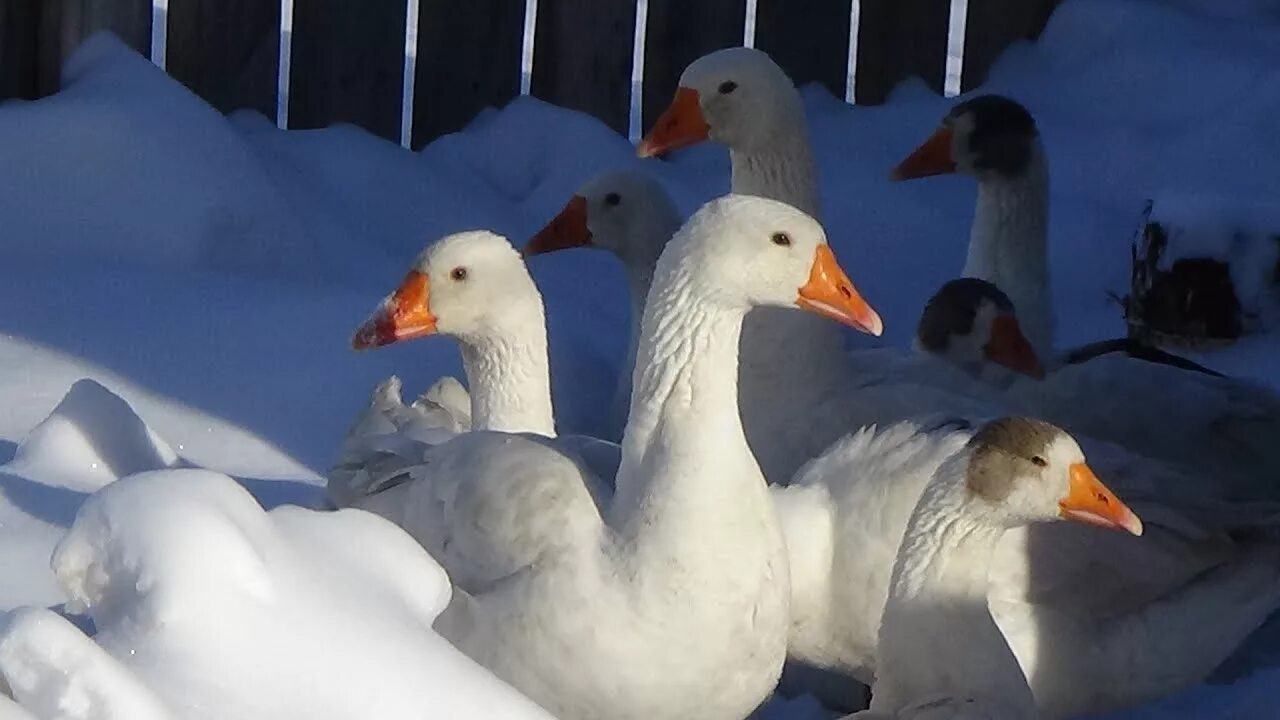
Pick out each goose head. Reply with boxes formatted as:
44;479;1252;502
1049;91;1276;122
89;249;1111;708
892;94;1040;182
964;417;1143;535
352;230;542;349
667;194;882;336
523;171;679;277
638;47;803;158
915;278;1045;379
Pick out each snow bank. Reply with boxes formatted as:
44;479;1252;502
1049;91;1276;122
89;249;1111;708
1;469;555;720
1146;194;1280;317
0;607;173;719
0;33;344;280
4;379;177;491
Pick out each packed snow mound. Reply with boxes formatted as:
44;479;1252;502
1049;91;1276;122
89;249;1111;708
1147;194;1280;312
40;469;552;719
0;32;344;279
0;607;172;719
4;380;177;491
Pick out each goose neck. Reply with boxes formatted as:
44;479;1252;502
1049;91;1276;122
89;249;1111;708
890;468;1006;603
612;266;779;562
729;119;819;217
459;325;555;437
967;146;1052;356
873;453;1033;713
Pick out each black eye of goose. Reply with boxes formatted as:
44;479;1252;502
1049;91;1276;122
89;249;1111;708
1031;456;1047;468
718;80;738;94
604;192;621;207
450;267;468;281
771;232;792;247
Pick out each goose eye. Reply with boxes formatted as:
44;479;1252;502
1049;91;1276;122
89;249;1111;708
771;232;792;247
604;192;621;207
1031;456;1047;468
718;80;738;94
450;267;468;282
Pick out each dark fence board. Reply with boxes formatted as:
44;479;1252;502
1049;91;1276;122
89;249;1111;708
960;0;1060;91
855;0;950;105
412;0;524;148
641;0;744;132
38;0;151;94
0;0;40;100
531;0;634;135
756;0;850;99
290;0;405;140
166;0;279;119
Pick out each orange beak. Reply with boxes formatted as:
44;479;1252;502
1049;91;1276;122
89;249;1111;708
796;245;884;336
351;270;438;350
985;314;1045;380
525;195;592;256
637;87;710;158
1059;463;1144;536
891;125;956;180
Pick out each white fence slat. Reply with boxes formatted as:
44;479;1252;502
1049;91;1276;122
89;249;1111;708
944;0;968;97
401;0;420;148
278;0;294;128
150;0;168;68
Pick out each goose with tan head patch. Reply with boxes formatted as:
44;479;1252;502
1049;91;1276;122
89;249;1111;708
848;419;1139;719
776;398;1280;718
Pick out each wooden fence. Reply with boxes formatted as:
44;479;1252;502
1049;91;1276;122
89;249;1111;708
0;0;1060;149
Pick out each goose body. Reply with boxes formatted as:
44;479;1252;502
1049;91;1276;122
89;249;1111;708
334;198;882;720
847;418;1142;720
781;411;1280;718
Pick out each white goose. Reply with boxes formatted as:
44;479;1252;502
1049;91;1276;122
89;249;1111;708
524;170;682;441
909;277;1280;499
848;417;1143;720
640;47;879;484
778;402;1280;718
892;94;1053;362
337;196;882;720
327;231;557;508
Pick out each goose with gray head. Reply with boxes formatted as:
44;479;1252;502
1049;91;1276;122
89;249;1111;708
845;418;1142;720
333;196;882;720
524;170;682;441
911;277;1280;500
640;47;888;484
893;95;1054;362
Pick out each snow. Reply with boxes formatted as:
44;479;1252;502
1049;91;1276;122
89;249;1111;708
0;0;1278;716
1146;194;1280;321
1;469;554;719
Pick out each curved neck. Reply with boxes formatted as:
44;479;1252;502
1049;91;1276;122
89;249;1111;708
612;266;778;571
966;145;1052;358
875;455;1033;711
729;113;820;217
458;321;555;437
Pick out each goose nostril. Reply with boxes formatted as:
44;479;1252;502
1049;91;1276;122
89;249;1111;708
839;285;852;299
